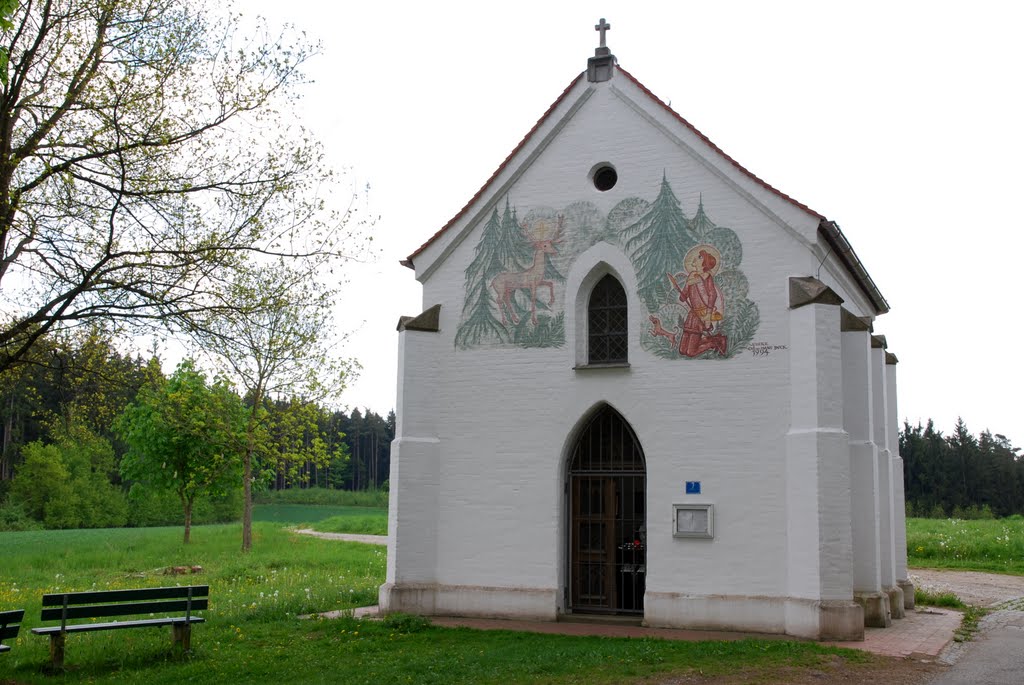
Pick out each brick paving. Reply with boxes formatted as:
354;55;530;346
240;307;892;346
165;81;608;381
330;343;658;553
829;607;963;658
344;606;964;658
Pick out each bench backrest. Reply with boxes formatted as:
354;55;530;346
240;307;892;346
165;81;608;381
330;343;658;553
0;609;25;649
40;586;209;627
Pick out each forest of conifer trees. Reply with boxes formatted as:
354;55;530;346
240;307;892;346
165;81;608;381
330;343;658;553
901;419;1023;518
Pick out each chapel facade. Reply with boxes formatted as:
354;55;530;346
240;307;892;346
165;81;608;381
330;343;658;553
380;21;912;641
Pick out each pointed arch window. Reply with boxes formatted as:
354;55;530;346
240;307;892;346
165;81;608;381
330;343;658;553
588;275;628;364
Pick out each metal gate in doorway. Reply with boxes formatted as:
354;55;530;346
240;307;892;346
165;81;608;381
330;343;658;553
568;406;646;615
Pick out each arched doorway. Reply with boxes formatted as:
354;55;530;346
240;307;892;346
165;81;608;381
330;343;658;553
567;405;646;615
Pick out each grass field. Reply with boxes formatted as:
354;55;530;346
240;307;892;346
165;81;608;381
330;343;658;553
0;523;875;684
906;516;1024;575
253;504;388;536
253;487;388;508
4;511;1018;682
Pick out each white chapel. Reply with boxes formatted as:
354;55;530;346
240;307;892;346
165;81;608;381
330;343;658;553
380;20;912;641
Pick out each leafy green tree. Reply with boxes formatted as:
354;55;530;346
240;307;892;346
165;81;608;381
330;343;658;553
193;261;353;551
264;397;336;490
318;408;352;490
117;359;245;543
0;0;348;375
0;356;44;481
8;423;127;529
8;441;68;522
45;327;158;437
0;0;15;84
0;325;155;487
54;422;128;528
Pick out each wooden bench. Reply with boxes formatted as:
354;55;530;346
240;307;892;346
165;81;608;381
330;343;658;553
31;586;208;668
0;609;24;654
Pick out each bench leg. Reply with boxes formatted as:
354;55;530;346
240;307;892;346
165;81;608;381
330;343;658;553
172;623;191;653
49;633;65;669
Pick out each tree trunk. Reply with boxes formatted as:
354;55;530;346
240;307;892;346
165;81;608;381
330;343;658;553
242;392;262;553
183;497;193;544
242;447;253;552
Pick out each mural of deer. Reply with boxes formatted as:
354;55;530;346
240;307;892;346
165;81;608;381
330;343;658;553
492;216;564;326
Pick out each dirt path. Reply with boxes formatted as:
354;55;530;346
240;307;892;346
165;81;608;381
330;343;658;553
909;569;1024;607
292;528;386;545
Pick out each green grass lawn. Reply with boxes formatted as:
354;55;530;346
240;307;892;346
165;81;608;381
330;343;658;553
907;516;1024;575
0;523;874;684
253;503;388;535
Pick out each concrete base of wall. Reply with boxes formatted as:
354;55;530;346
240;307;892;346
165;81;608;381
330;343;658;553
381;584;867;641
897;579;916;610
854;591;892;628
643;592;864;641
784;599;865;641
885;585;906;619
378;582;557;621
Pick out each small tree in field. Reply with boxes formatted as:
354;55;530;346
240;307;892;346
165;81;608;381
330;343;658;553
117;359;245;543
194;260;353;552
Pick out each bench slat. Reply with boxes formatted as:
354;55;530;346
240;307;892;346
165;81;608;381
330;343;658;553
0;609;24;624
0;610;23;646
33;616;205;635
41;586;209;607
41;598;209;622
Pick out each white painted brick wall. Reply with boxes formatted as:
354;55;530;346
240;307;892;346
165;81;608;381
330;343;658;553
385;70;899;638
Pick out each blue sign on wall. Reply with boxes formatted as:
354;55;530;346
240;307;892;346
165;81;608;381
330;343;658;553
685;481;701;495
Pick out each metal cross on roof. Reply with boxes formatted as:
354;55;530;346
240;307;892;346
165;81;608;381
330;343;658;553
595;18;611;48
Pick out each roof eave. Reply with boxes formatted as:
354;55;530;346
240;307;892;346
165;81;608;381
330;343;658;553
818;219;889;315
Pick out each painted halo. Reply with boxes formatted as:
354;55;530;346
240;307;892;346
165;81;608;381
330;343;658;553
681;244;722;277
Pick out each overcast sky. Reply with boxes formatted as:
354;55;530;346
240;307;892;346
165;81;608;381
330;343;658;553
242;1;1024;444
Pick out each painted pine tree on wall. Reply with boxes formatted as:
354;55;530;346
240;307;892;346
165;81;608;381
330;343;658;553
455;200;533;349
623;179;760;360
624;173;696;311
498;200;533;270
456;207;511;348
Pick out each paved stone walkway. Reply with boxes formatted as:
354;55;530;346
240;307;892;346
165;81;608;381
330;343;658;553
830;607;963;658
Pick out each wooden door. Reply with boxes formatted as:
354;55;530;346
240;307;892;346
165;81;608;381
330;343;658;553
567;405;646;615
571;476;617;610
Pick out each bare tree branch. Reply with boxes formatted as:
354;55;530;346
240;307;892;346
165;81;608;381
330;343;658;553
0;0;373;374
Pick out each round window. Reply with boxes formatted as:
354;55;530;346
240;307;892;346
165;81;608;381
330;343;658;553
593;165;617;191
